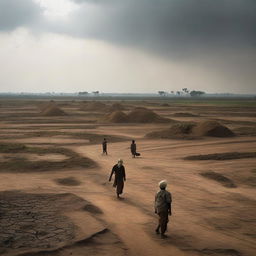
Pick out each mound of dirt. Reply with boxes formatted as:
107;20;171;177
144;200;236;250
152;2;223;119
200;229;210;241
82;101;107;111
193;120;234;137
146;122;195;139
200;171;237;188
55;177;81;186
127;107;170;123
184;152;256;161
41;105;67;116
173;112;199;117
146;120;234;139
109;103;125;111
103;111;129;123
38;100;56;112
161;103;170;107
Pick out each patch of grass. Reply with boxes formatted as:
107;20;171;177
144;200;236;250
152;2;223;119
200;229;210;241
200;171;236;188
184;152;256;161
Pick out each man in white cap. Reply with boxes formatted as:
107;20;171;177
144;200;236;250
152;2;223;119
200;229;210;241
109;159;126;198
154;180;172;238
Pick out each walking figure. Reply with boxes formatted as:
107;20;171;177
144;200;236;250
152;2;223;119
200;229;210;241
102;138;108;155
109;159;126;198
155;180;172;238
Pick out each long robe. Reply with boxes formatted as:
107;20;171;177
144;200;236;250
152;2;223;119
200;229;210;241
130;143;136;156
109;164;126;195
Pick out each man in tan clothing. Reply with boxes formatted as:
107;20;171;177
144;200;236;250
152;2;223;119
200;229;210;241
154;180;172;238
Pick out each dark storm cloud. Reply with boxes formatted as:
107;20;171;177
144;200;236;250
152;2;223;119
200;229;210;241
66;0;256;55
0;0;41;31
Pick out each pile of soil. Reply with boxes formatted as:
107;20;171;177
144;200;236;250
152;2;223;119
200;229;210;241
161;103;170;107
173;112;199;117
103;107;170;123
108;103;125;111
193;120;234;137
184;152;256;161
38;100;56;112
41;105;67;116
200;171;237;188
82;101;107;111
146;122;195;139
103;111;129;123
146;120;234;139
127;107;170;123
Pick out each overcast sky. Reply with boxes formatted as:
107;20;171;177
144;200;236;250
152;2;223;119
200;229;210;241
0;0;255;94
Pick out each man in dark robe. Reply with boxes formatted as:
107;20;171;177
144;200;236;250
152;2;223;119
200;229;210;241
130;140;136;158
102;138;108;155
109;159;126;198
155;180;172;238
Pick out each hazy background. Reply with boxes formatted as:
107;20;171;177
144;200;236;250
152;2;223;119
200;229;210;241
0;0;255;94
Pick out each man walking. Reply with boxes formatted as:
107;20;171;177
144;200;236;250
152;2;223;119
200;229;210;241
109;159;126;198
130;140;137;158
154;180;172;238
102;138;108;155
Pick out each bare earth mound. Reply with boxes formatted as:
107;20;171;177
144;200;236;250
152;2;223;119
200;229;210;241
146;122;195;139
200;171;237;188
82;101;107;111
193;120;234;137
103;111;129;123
184;152;256;161
108;103;125;111
146;120;234;139
128;107;170;123
38;100;56;112
41;105;67;116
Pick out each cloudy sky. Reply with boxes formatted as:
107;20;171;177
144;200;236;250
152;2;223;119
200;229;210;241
0;0;255;94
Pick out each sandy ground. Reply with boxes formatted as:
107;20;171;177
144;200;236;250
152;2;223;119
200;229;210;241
0;99;255;256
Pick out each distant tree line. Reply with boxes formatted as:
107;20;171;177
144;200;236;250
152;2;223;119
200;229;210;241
158;88;205;97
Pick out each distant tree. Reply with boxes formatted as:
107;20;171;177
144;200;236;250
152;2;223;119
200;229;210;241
182;88;190;94
176;91;181;96
78;91;88;95
170;91;174;94
92;91;100;96
190;90;205;97
158;91;168;96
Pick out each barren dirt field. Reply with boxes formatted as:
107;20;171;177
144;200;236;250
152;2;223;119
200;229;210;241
0;98;255;256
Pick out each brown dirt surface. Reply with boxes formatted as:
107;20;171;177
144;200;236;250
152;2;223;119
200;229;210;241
173;112;199;117
200;171;237;188
127;107;170;123
103;111;129;123
108;103;126;111
193;120;235;137
81;101;107;111
0;191;112;256
146;122;195;139
55;177;82;186
40;106;67;117
184;151;256;160
146;120;234;139
0;143;96;172
0;99;256;256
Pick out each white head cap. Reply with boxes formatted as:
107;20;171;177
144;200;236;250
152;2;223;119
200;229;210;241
118;159;123;164
159;180;167;189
